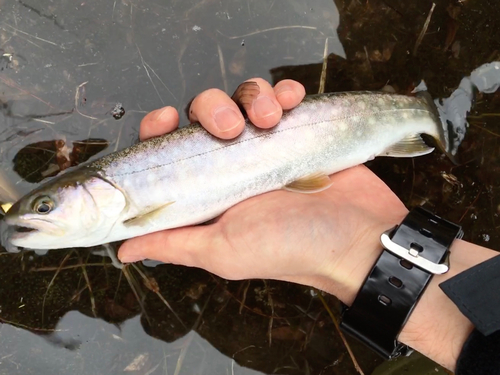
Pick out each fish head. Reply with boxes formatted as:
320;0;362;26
4;169;126;250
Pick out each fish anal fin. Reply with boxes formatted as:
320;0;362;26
284;173;332;194
123;201;175;227
382;134;434;157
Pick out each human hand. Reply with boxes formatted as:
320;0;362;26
118;78;408;304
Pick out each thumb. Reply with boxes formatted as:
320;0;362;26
118;225;219;267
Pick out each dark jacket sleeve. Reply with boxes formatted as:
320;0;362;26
455;329;500;375
439;255;500;375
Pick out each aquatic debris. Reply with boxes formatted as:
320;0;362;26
413;2;436;56
111;103;125;120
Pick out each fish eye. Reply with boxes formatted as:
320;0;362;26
32;196;54;215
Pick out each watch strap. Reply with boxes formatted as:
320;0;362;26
339;207;463;358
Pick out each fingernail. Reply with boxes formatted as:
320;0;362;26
214;106;243;132
154;107;172;121
275;84;293;99
253;96;279;118
118;254;146;263
118;250;145;263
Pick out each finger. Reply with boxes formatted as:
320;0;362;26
273;79;306;110
118;225;220;268
139;106;180;141
189;88;245;139
235;78;283;129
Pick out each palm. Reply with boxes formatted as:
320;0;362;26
202;165;408;281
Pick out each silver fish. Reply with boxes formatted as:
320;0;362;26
3;85;457;250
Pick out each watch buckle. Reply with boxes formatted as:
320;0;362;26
380;228;450;275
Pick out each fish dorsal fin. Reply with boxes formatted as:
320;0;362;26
123;201;175;227
382;134;435;157
284;173;332;194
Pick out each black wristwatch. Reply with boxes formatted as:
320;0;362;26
339;206;464;359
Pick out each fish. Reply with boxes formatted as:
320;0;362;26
3;82;459;250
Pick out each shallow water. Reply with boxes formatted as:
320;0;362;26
0;0;499;374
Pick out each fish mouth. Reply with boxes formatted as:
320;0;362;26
13;225;39;234
5;217;61;241
9;224;40;241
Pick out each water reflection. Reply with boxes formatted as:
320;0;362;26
12;138;108;183
1;311;266;374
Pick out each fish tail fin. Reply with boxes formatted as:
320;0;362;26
416;91;461;165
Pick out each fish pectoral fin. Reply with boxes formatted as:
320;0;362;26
382;134;435;157
284;173;332;194
123;201;175;227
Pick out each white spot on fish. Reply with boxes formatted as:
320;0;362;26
146;173;156;184
356;130;362;137
358;102;367;110
338;122;347;131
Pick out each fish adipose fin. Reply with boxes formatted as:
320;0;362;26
382;134;435;157
284;173;332;194
123;201;175;227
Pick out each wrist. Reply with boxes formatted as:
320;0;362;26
310;209;497;371
398;239;497;370
319;209;409;305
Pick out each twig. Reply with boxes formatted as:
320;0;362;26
31;263;112;272
317;292;365;375
121;265;151;324
173;332;193;375
469;122;500;138
0;75;54;108
136;44;165;106
77;62;98;67
239;280;250;314
263;280;274;347
459;186;483;223
2;23;61;47
318;37;329;94
79;257;97;317
32;118;55;124
217;43;228;93
143;61;177;101
0;316;61;332
42;252;72;323
130;263;186;328
413;3;436;56
74;81;98;120
220;25;319;39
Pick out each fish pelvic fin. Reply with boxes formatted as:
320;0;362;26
284;173;332;194
123;201;175;227
382;134;435;157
